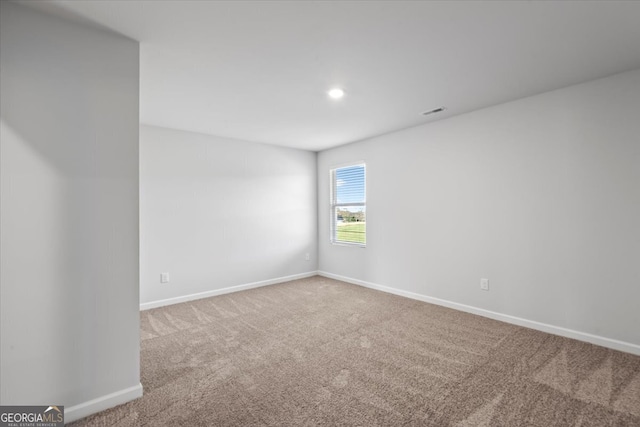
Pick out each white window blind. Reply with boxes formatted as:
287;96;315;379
330;163;366;245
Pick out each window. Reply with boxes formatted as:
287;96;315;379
330;163;366;246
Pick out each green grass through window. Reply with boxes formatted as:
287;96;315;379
336;222;366;244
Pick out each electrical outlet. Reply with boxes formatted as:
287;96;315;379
305;253;310;261
160;273;170;283
480;278;489;291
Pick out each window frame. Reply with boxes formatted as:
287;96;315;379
329;162;366;247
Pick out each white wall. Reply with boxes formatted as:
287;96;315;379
0;1;140;418
318;69;640;348
140;125;317;306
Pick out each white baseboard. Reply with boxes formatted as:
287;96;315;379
318;271;640;356
64;382;143;424
140;271;318;311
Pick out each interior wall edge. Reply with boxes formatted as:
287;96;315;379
64;383;143;424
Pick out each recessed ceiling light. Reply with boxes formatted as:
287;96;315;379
328;88;345;99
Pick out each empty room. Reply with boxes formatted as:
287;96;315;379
1;0;639;426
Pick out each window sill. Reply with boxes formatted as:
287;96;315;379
330;241;366;248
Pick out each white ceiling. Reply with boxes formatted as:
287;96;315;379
18;1;640;151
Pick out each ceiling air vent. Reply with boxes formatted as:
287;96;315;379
422;107;446;116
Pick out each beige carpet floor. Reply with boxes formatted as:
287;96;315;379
73;276;640;426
